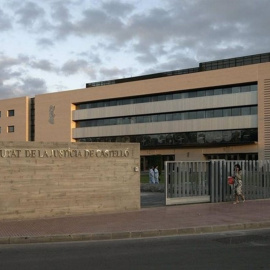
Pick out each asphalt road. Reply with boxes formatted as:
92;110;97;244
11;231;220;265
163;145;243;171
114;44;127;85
0;229;270;270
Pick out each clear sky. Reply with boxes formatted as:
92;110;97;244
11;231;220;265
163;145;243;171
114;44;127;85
0;0;270;99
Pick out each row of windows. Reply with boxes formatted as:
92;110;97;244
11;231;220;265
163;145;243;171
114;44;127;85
201;53;270;71
77;128;258;149
205;153;258;161
76;105;258;128
86;53;270;88
86;68;200;88
0;110;15;118
77;83;257;110
0;126;15;134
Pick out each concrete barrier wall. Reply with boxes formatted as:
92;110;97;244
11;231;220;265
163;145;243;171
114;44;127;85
0;142;140;221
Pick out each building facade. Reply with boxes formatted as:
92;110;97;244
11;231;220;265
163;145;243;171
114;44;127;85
1;53;270;170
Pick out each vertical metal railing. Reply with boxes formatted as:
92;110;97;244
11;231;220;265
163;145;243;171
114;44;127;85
165;161;210;205
165;160;270;205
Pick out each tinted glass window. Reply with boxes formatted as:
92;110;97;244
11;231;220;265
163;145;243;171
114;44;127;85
173;113;182;120
188;111;196;119
214;88;222;95
222;88;232;94
157;114;166;121
232;108;240;116
122;99;130;105
166;113;173;121
166;94;173;100
241;85;250;92
152;96;158;102
241;107;251;115
182;112;188;120
250;85;257;91
197;90;206;97
188;92;197;98
122;117;130;124
144;116;151;123
157;95;166;101
197;111;205;118
151;115;158;122
232;86;240;93
173;93;182;100
251;106;258;114
181;92;189;99
223;108;231;117
104;119;110;125
136;116;144;123
214;109;223;117
205;110;214;118
205;89;214;96
110;100;117;106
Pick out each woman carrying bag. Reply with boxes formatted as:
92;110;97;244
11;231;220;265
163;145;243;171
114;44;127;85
233;164;245;204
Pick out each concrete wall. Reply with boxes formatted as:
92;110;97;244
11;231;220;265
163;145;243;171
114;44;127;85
0;142;140;221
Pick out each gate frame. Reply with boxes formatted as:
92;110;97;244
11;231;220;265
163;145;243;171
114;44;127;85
165;160;270;206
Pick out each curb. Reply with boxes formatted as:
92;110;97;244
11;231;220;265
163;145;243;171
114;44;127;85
1;221;270;245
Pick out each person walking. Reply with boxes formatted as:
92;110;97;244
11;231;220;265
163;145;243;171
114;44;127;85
233;164;245;204
149;166;155;184
154;165;159;184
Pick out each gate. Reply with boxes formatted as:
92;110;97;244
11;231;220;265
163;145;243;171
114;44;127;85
165;160;270;205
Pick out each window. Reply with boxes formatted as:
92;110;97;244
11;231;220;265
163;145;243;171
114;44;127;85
214;109;223;118
250;85;257;91
8;110;15;117
166;113;173;121
232;86;241;93
188;111;197;119
214;88;222;95
151;115;158;122
241;107;251;115
173;93;182;100
8;126;14;133
223;108;232;117
205;89;214;96
241;85;250;92
136;116;145;123
251;106;258;114
197;111;205;118
222;87;232;95
157;114;166;122
232;108;240;116
122;117;130;124
188;91;197;98
173;112;182;120
197;90;206;97
181;112;188;120
157;94;166;101
205;110;214;118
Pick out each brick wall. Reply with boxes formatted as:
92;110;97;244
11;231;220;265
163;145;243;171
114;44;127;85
0;142;140;221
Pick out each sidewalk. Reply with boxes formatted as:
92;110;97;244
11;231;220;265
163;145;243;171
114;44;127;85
1;196;270;245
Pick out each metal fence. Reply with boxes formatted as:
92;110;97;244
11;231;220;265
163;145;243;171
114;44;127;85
165;160;270;205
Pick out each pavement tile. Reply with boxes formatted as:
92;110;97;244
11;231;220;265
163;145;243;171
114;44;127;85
0;198;270;244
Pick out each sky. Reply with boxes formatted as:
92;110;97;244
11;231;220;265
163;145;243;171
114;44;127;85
0;0;270;100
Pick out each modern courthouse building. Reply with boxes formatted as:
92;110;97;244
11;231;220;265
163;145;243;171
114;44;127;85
1;52;270;171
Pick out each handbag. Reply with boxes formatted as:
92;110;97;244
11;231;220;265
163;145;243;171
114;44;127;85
227;176;234;185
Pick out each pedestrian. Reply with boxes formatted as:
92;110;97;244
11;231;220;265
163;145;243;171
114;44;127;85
154;165;159;184
149;166;155;184
233;164;245;204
